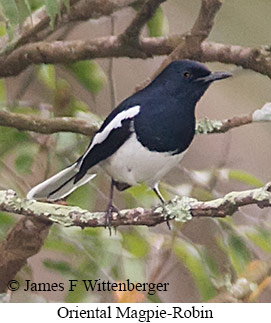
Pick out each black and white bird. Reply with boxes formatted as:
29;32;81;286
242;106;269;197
27;60;231;225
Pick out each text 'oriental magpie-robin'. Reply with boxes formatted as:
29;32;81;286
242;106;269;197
27;60;231;226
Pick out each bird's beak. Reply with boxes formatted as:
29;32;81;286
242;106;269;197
198;71;232;83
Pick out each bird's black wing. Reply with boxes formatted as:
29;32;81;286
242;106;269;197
74;100;141;184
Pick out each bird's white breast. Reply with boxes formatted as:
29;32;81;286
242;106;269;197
100;133;185;188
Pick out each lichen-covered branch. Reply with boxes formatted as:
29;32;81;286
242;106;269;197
1;104;270;137
195;115;253;135
0;183;270;294
196;103;271;134
2;183;271;293
0;182;270;229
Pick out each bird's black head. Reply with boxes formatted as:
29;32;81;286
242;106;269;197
150;60;231;103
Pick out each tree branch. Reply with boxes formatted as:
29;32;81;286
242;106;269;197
0;0;80;56
1;104;270;136
0;0;138;57
0;181;269;293
172;0;223;59
0;180;270;294
0;110;100;137
138;0;223;89
0;182;270;229
0;0;270;82
0;216;51;293
200;41;271;78
119;0;166;45
2;35;271;80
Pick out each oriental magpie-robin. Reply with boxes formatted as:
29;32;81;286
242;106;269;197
27;60;231;226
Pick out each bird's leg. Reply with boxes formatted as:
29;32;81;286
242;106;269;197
105;180;119;234
153;185;171;230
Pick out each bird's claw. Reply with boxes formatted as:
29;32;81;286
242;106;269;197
163;205;171;230
104;203;119;235
166;214;171;230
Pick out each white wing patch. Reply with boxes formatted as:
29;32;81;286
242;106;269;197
81;105;141;163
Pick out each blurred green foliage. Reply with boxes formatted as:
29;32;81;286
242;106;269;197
0;0;68;39
174;239;218;300
228;169;264;188
67;61;107;95
147;7;169;37
0;0;270;304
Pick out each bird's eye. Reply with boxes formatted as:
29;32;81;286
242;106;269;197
183;71;190;78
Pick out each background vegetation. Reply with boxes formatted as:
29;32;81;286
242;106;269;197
0;0;271;302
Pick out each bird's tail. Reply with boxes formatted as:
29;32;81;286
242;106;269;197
27;162;96;201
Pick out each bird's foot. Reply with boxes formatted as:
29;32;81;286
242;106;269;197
156;203;171;230
162;206;171;230
104;203;119;235
158;203;171;230
152;186;171;229
166;214;172;230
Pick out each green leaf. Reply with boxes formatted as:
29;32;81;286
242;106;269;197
62;0;70;12
16;0;32;26
121;229;150;258
122;256;145;282
67;61;107;94
44;238;78;254
174;240;217;301
246;227;271;253
191;186;214;201
0;212;15;238
66;183;95;210
65;279;88;302
147;7;169;37
225;233;251;274
28;0;43;11
0;127;29;156
125;183;158;208
147;293;163;303
14;142;38;174
15;153;33;174
0;0;19;25
43;259;72;274
6;22;15;40
228;169;263;187
55;132;78;154
0;0;19;39
0;79;6;103
45;0;60;28
69;98;89;115
0;212;14;225
38;64;56;90
0;22;7;37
